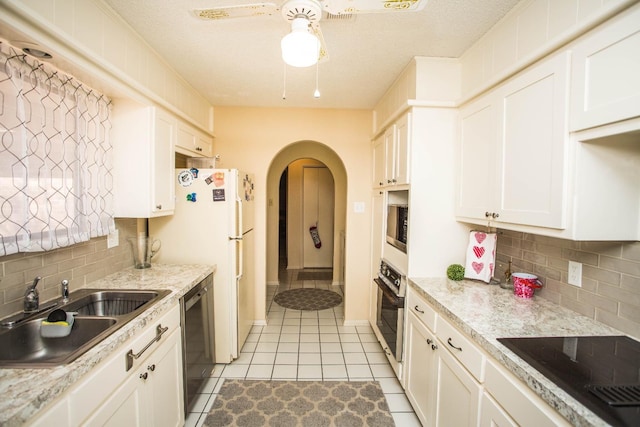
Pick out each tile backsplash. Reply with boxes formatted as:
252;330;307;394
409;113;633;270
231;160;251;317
495;229;640;339
0;218;137;319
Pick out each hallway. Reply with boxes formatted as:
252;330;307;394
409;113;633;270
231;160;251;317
185;269;420;426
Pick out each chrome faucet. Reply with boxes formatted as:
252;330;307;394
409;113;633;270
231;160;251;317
61;279;70;303
24;276;42;313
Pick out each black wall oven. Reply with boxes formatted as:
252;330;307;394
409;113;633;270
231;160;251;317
373;260;406;374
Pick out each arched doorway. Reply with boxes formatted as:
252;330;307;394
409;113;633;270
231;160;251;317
266;141;347;320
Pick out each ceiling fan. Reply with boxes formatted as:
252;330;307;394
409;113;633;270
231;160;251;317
194;0;428;66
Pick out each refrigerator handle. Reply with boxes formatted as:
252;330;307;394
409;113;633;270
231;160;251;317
237;238;243;280
236;196;243;279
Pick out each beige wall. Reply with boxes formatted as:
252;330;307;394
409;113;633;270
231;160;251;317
211;106;373;324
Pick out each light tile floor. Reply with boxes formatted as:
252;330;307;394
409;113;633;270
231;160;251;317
185;269;421;426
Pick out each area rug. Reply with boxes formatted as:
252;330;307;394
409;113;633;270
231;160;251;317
274;288;342;311
297;270;333;281
202;380;395;427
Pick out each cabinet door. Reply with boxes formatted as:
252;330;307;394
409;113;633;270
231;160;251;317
82;368;146;427
369;191;384;324
372;135;386;188
147;329;184;427
383;124;397;185
394;112;411;186
497;52;569;229
152;109;176;216
480;393;517;427
457;93;498;220
196;133;213;157
435;343;481;427
404;311;438;426
570;4;640;131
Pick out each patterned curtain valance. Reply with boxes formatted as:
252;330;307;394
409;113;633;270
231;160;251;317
0;42;115;256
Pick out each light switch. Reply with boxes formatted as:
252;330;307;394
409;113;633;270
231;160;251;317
354;202;365;213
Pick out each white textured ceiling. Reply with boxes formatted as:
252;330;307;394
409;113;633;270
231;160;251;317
102;0;521;109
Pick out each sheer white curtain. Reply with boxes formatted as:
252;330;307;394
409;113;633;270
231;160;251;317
0;42;114;256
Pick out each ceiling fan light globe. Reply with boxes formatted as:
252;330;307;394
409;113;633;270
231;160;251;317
281;19;320;67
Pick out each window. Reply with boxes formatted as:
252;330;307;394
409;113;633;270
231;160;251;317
0;42;114;256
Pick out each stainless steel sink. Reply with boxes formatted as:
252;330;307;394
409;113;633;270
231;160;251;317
62;290;164;316
0;288;170;368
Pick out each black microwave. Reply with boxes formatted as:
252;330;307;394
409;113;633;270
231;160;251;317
386;204;408;253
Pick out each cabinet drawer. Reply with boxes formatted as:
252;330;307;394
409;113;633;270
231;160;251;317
436;316;485;382
485;360;570;427
406;288;436;332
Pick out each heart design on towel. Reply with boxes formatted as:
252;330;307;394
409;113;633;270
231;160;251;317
472;246;485;258
472;262;484;274
474;232;487;244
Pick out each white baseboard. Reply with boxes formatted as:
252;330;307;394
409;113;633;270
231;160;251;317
342;319;371;327
267;281;279;287
331;281;341;287
253;320;267;326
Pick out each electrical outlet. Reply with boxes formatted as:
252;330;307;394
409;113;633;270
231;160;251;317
568;261;582;287
107;229;119;248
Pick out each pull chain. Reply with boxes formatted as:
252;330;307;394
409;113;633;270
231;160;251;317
282;62;287;100
314;59;320;98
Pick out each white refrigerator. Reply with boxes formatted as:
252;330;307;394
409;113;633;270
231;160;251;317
150;168;255;363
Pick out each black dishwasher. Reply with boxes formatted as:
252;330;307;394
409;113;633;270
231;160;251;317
180;274;215;413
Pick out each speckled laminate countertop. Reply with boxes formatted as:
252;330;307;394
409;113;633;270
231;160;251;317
409;277;625;427
0;263;215;427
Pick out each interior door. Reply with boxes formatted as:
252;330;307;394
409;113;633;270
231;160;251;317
303;166;334;268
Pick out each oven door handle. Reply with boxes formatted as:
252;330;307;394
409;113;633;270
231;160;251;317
374;278;405;307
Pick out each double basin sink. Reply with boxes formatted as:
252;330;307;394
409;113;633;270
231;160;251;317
0;288;170;368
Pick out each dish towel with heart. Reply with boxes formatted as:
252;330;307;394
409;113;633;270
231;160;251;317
464;231;497;283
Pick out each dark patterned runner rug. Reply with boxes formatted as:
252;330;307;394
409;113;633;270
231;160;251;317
273;288;342;311
297;270;333;281
202;380;395;427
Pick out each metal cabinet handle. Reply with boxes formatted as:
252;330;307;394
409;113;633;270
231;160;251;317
427;338;432;345
431;344;438;350
485;211;491;217
414;305;424;314
126;324;169;371
447;337;462;352
148;364;156;372
155;204;162;210
139;372;148;380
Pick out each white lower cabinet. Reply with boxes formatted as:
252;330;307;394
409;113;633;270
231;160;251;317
404;309;438;425
404;289;481;427
482;360;570;427
83;328;183;427
434;319;482;427
27;304;184;427
403;288;569;427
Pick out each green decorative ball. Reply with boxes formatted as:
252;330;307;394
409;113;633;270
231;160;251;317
447;264;465;281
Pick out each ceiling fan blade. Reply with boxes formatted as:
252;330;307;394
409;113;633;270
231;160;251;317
311;23;329;62
321;0;427;15
195;2;278;20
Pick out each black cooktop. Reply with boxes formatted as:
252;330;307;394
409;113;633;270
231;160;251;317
497;335;640;427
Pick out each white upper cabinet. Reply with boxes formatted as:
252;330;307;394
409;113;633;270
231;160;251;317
570;3;640;131
497;52;569;229
176;121;213;158
372;134;386;188
112;100;176;218
457;94;499;221
372;112;412;188
457;52;569;230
